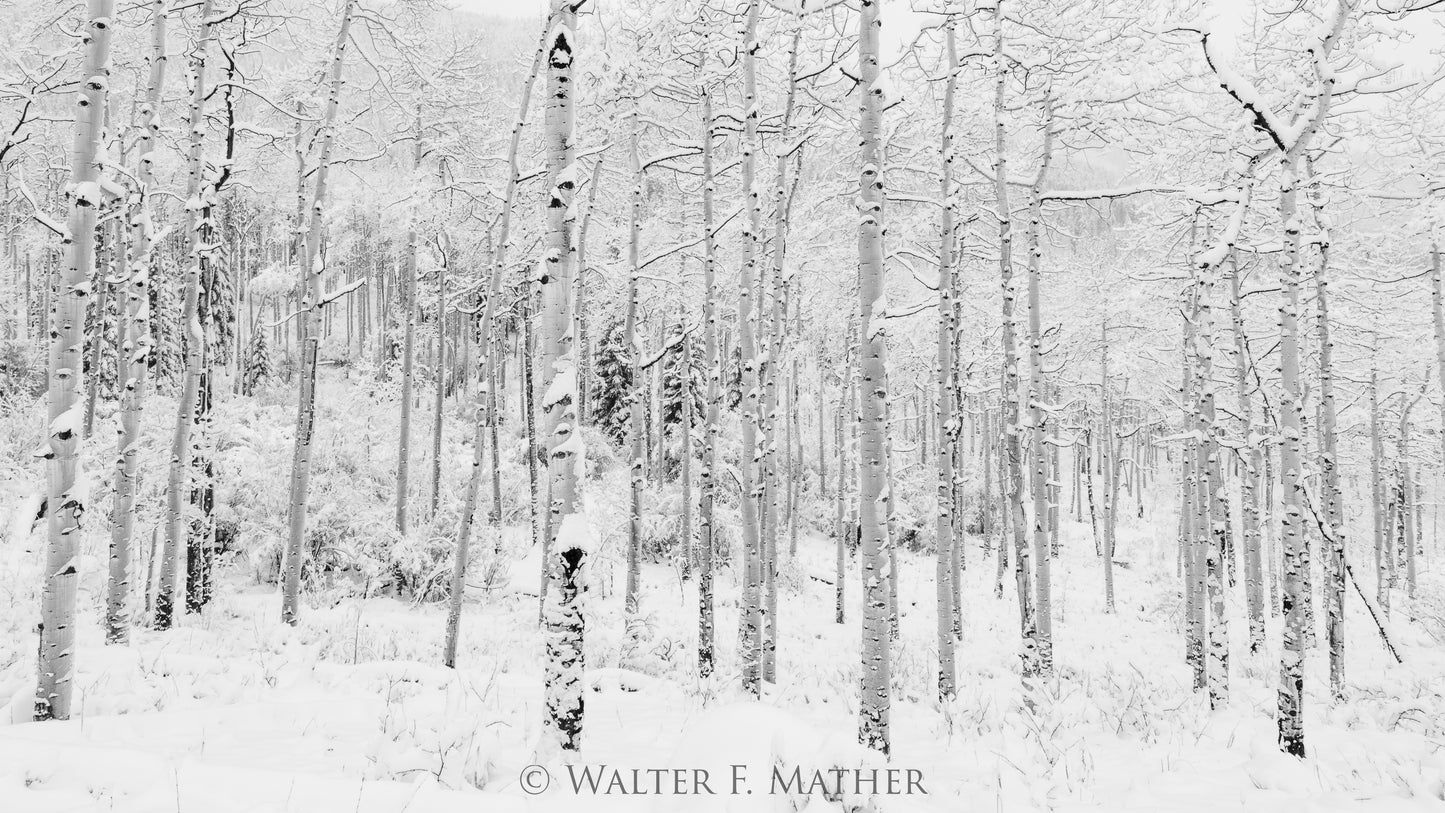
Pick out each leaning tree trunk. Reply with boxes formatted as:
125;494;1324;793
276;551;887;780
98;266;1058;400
156;0;219;631
856;0;892;756
36;0;116;721
280;0;356;626
444;17;551;667
107;0;167;645
538;0;589;759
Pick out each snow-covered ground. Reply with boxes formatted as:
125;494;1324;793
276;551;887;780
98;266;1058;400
1;377;1442;812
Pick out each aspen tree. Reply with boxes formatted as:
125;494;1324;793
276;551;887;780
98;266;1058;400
280;0;356;626
856;0;891;755
156;0;220;630
697;89;718;678
1229;251;1265;653
934;7;959;701
760;13;802;685
108;0;167;645
396;114;422;536
431;234;447;516
737;0;765;696
989;0;1039;679
1100;323;1115;614
538;0;589;757
624;122;644;618
36;0;116;720
1306;157;1346;698
1024;101;1055;678
1203;0;1355;752
1432;246;1445;469
445;13;552;666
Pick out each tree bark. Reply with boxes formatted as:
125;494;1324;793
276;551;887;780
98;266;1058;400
538;0;588;758
280;0;356;626
156;0;219;630
36;0;116;720
856;0;892;756
107;0;167;646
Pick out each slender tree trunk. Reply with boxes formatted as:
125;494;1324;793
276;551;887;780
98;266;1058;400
156;0;219;630
624;123;644;620
991;0;1038;680
1229;253;1265;653
431;239;447;516
737;0;765;697
681;330;695;577
1023;101;1055;679
36;0;116;720
107;0;166;645
1276;151;1310;758
856;0;891;755
933;13;959;701
1432;245;1445;472
280;0;355;626
396;118;422;536
697;90;718;678
1100;324;1116;613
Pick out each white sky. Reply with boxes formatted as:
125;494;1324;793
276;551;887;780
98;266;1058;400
448;0;547;18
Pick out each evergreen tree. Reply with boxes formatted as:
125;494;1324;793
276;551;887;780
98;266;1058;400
591;317;633;445
241;326;271;395
660;325;704;432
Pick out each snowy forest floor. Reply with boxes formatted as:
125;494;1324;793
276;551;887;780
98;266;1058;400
1;371;1444;812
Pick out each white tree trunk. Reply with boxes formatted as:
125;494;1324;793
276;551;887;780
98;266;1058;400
156;0;219;630
538;0;588;758
737;0;765;697
933;11;959;701
856;0;892;756
107;0;167;645
37;0;116;720
280;0;356;626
